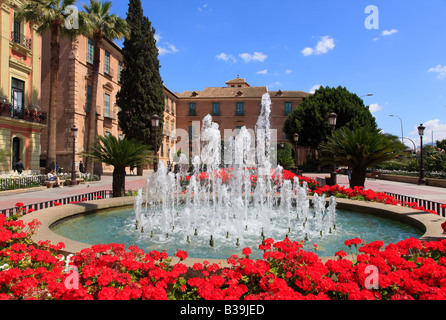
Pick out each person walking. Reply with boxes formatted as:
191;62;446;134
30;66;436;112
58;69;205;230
15;159;25;175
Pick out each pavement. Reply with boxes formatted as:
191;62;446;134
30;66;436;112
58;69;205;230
0;172;152;211
1;171;445;211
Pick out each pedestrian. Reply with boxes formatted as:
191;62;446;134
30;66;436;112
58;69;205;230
79;160;84;173
47;169;62;187
56;163;60;174
15;159;25;175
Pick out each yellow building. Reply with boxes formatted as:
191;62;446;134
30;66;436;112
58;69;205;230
0;0;45;174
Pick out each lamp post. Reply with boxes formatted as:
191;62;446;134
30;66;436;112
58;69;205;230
418;124;426;185
151;114;160;172
328;112;338;186
293;133;299;170
390;115;404;144
70;125;78;186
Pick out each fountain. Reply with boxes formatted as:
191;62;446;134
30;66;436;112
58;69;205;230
48;96;424;259
134;93;338;254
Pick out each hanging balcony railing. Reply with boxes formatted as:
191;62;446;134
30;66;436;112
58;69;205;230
0;102;47;125
11;31;32;50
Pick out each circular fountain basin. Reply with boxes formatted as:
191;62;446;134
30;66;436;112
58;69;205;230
49;205;422;259
20;197;446;265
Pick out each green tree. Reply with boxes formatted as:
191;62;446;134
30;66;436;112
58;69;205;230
319;126;407;188
117;0;165;153
82;0;129;174
436;139;446;151
283;86;377;151
80;135;152;197
277;143;296;170
17;0;88;173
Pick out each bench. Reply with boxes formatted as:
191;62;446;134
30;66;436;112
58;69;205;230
44;180;66;188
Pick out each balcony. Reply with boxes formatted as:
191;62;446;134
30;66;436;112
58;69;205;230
0;103;47;125
11;31;32;50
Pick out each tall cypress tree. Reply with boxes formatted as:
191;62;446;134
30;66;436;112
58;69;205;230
117;0;164;151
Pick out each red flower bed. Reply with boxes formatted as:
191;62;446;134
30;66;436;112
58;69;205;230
313;184;441;215
2;212;446;300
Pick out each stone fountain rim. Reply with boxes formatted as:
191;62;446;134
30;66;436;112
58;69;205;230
19;196;446;266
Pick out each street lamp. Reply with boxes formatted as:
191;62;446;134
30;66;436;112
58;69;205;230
151;114;160;172
70;125;78;186
390;115;404;144
328;112;338;130
418;124;426;185
293;133;299;170
328;113;338;185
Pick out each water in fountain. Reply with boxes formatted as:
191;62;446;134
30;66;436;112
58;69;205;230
134;93;337;254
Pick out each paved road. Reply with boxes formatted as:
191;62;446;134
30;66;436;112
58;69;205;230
0;173;151;211
1;171;445;211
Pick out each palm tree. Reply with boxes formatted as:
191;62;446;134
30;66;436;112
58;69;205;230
319;126;407;188
16;0;87;173
82;0;129;174
80;135;152;197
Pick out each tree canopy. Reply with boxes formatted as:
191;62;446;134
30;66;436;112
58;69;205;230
319;126;407;187
283;86;377;149
117;0;165;149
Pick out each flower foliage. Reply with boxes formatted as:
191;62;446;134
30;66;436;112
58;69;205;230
2;212;446;300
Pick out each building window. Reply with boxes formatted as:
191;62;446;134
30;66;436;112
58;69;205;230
87;39;94;64
11;78;25;117
104;93;111;118
161;143;164;157
118;61;123;82
285;102;292;116
86;85;92;112
104;51;110;74
236;102;244;116
189;103;196;116
105;131;111;137
212;103;220;116
171;100;174;114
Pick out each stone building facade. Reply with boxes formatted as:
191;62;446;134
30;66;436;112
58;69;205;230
0;0;45;174
175;77;310;165
40;34;177;174
40;33;124;174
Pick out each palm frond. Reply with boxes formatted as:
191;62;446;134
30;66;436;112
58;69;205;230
79;135;153;168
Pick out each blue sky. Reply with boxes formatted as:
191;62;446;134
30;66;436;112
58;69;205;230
110;0;446;148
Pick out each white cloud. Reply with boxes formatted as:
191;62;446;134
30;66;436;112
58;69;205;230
309;84;322;94
198;3;208;11
155;34;179;56
216;52;237;64
267;81;281;89
369;103;383;114
285;69;292;74
256;69;268;75
158;43;178;56
409;119;446;146
428;64;446;79
302;36;335;56
301;47;314;56
239;52;268;63
382;29;398;36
